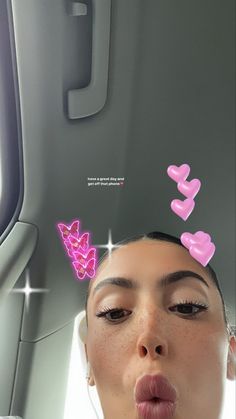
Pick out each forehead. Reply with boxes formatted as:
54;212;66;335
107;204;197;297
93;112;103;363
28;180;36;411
89;239;210;293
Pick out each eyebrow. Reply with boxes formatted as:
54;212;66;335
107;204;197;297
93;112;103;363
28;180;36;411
92;270;209;296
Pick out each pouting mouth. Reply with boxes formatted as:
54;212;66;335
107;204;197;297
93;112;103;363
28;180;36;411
143;396;164;404
134;374;177;405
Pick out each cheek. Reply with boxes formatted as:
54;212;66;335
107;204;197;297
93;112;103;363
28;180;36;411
87;322;133;389
170;322;228;373
170;324;228;416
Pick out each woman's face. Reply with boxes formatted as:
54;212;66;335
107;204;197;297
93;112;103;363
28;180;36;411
85;240;234;419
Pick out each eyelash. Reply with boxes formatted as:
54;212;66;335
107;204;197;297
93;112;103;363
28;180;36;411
95;300;209;323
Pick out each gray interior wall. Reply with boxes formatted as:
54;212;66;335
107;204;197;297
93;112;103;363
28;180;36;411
10;0;234;341
112;0;236;319
0;291;24;416
1;0;235;419
11;0;151;341
12;0;235;340
1;0;234;417
10;322;74;419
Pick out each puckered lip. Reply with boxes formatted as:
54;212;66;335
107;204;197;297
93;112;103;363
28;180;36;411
134;373;177;404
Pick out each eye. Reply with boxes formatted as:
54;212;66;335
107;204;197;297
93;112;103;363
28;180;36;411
96;307;132;323
169;301;209;317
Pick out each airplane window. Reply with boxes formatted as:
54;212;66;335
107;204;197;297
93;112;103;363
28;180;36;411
0;1;22;239
63;315;236;419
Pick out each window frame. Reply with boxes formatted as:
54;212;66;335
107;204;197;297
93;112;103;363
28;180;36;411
0;0;24;243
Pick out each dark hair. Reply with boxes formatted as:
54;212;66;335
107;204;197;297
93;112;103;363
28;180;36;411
85;231;231;334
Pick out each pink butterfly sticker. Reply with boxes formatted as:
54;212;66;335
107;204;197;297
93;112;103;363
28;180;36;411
63;240;74;258
73;247;96;267
73;258;96;280
68;232;90;252
57;221;80;240
57;219;98;281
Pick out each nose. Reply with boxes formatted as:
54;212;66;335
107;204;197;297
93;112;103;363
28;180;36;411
136;310;168;360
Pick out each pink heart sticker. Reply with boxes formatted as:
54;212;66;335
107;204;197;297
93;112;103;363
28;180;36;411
180;232;194;249
195;231;211;243
177;178;201;199
167;164;190;183
171;198;195;221
181;231;211;249
189;241;216;267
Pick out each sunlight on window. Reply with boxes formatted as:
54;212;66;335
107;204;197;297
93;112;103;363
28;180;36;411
64;316;103;419
64;315;236;419
223;379;236;418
